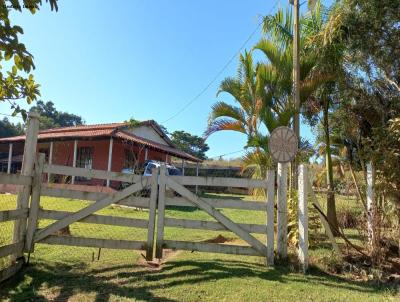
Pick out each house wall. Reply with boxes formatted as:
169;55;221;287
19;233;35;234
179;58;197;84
126;125;169;146
36;139;172;188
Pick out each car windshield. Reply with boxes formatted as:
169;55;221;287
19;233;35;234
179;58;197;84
145;163;156;174
167;167;182;176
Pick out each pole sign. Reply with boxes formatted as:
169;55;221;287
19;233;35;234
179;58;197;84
268;126;298;163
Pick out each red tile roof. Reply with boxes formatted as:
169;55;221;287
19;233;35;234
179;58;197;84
0;121;201;162
115;130;200;162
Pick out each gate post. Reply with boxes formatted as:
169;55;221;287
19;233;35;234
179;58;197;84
266;170;275;266
155;164;167;259
298;164;308;273
25;153;45;253
12;112;40;260
277;162;288;260
146;168;159;261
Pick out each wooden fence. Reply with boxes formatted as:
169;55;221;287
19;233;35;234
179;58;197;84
0;112;320;283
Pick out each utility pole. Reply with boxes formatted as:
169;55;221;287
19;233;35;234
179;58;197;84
291;0;301;189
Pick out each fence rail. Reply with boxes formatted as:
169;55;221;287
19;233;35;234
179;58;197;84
38;210;149;229
0;209;29;222
0;173;32;186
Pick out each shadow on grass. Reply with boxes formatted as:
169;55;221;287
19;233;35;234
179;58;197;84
0;258;391;302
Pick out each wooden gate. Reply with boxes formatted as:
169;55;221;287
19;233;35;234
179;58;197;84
29;159;160;261
154;165;276;265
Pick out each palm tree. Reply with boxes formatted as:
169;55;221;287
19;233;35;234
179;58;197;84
205;51;262;147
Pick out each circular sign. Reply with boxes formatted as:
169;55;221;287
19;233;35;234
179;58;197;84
268;126;298;163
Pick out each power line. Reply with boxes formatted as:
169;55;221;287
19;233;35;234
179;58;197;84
0;112;24;120
209;149;246;159
161;0;279;124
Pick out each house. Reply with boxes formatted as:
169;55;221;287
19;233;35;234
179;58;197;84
0;120;200;189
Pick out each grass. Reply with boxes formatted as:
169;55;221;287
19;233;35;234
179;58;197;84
0;193;398;301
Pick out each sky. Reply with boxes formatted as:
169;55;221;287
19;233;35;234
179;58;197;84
0;0;325;159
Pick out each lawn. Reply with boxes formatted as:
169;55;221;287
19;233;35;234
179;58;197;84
0;193;398;301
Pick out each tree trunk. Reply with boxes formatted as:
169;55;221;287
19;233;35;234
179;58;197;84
323;100;339;236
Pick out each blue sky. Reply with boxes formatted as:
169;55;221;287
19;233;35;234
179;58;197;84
0;0;324;159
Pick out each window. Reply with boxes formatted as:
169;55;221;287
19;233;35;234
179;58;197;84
77;147;93;169
76;147;93;181
123;149;136;170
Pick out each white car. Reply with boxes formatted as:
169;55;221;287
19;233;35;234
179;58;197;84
143;161;182;176
119;160;182;191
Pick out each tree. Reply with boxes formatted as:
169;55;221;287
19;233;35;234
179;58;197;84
30;100;84;129
0;0;58;118
170;130;209;160
204;51;262;145
0;117;24;138
304;0;400;236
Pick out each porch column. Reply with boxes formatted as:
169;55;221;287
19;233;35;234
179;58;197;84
107;137;113;187
144;148;148;161
71;140;77;184
7;143;13;174
165;154;168;163
181;159;185;176
195;162;199;194
48;141;53;183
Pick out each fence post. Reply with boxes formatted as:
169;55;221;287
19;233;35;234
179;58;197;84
146;168;159;261
12;112;40;260
277;162;288;260
25;153;45;253
155;164;167;259
298;164;308;273
266;170;275;266
366;162;375;251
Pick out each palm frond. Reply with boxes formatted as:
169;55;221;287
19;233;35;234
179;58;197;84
208;102;246;124
262;7;293;48
204;119;246;138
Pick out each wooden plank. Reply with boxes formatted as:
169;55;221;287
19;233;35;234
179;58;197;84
155;165;167;259
163;240;262;256
13;112;40;259
165;197;266;211
146;168;159;261
167;175;266;188
0;209;28;222
34;178;152;243
39;235;146;250
266;170;275;266
43;164;149;183
0;242;24;258
277;162;288;260
166;177;268;256
41;185;109;201
164;218;267;234
298;165;308;273
41;186;150;208
0;260;24;284
38;210;149;229
0;173;32;186
308;179;342;257
25;154;45;253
